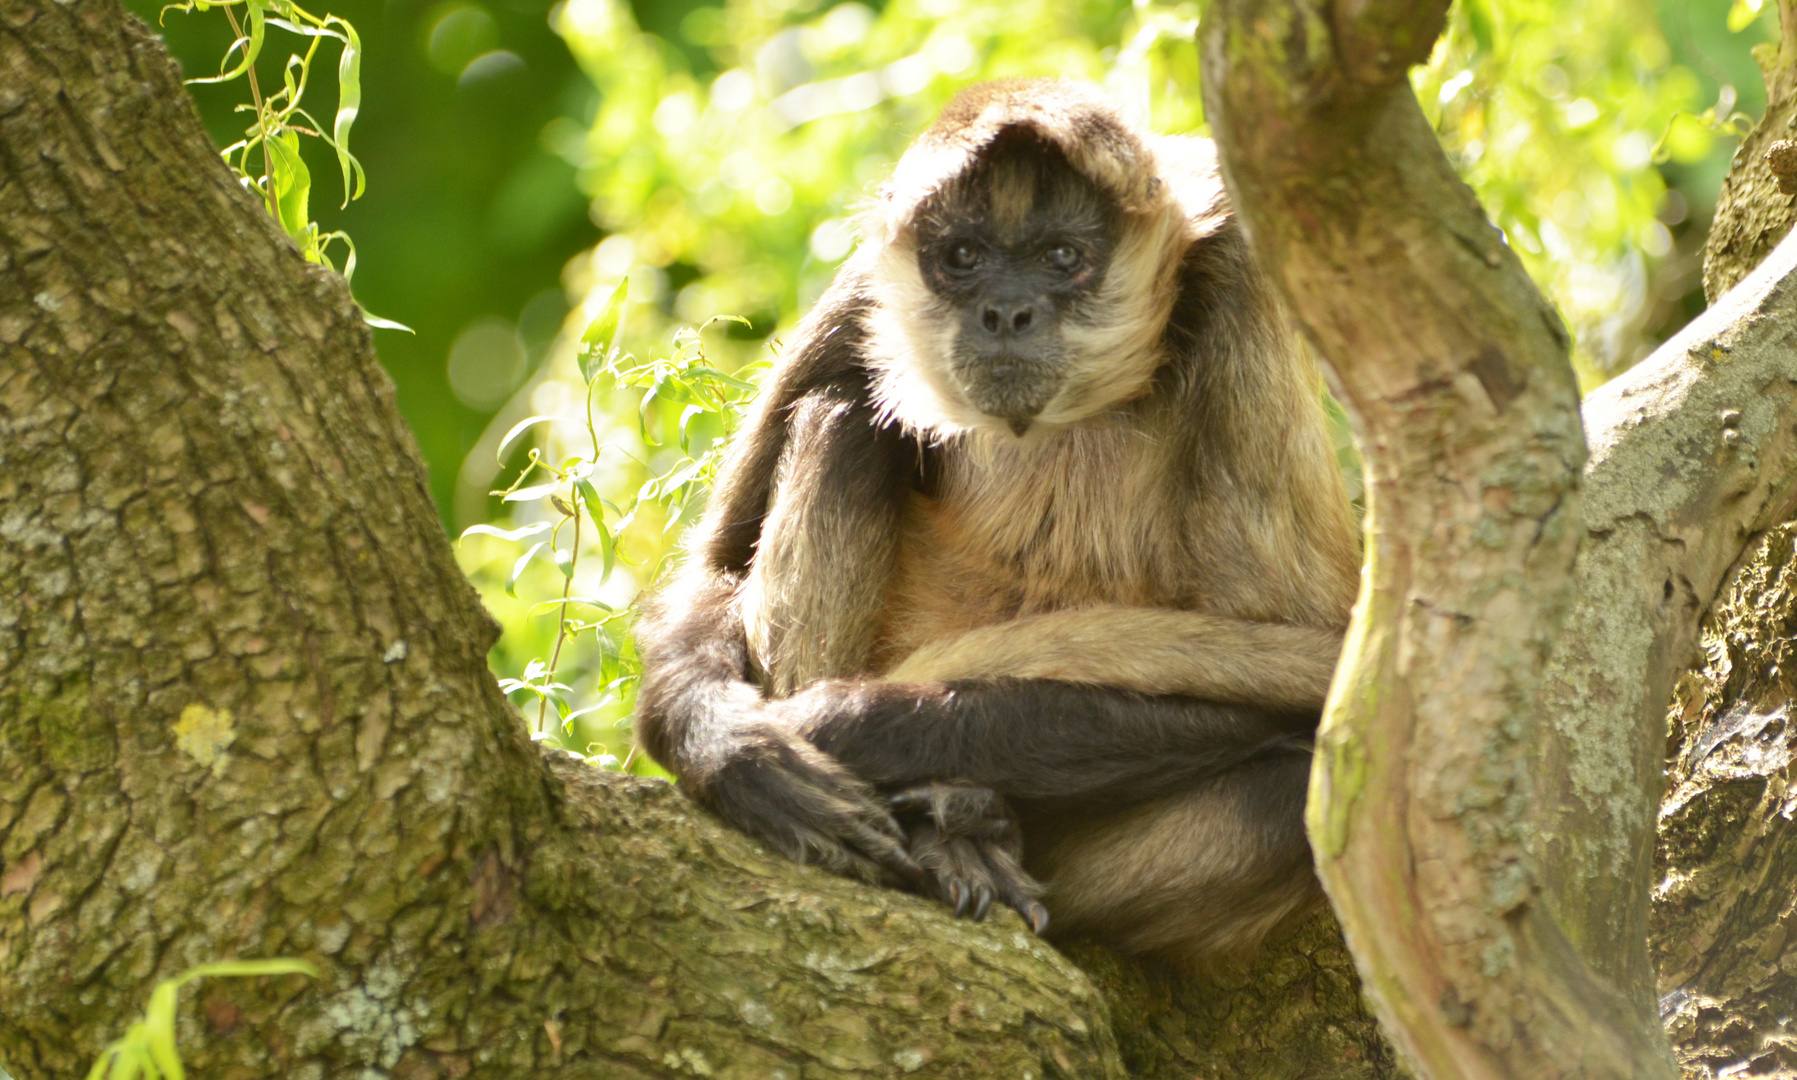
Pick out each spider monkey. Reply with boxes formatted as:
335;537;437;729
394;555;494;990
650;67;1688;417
634;79;1361;970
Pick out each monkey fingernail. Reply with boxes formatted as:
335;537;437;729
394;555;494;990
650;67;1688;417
950;882;970;918
973;887;993;921
888;788;927;811
1026;902;1050;935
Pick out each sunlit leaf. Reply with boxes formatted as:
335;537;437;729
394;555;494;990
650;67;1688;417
577;277;628;384
497;416;559;461
526;597;613;617
460;521;554;543
507;541;547;597
264;131;312;247
330;17;364;204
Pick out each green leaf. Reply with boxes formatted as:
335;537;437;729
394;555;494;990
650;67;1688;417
503;480;560;503
331;18;365;205
179;958;318;982
637;371;669;442
525;597;613;617
264;130;312;247
142;981;184;1080
577;277;629;384
553;544;575;579
507;541;546;597
497;415;558;461
684;366;759;393
188;0;264;85
459;521;553;543
574;478;615;578
361;310;413;332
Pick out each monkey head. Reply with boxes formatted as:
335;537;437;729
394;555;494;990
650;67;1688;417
859;79;1214;441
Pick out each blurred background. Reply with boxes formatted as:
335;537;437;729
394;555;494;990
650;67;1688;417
127;0;1777;763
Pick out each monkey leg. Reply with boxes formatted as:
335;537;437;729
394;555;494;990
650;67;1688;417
1021;750;1319;972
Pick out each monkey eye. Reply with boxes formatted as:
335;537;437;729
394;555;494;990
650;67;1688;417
943;241;982;273
1046;243;1082;273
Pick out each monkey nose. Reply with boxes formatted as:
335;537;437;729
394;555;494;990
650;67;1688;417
980;302;1035;336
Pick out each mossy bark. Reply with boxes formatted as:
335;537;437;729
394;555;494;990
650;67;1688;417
10;1;1797;1078
0;1;1396;1077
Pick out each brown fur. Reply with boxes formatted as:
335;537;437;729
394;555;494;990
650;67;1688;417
638;79;1362;971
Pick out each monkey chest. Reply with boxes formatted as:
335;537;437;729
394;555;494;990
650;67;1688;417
873;433;1189;667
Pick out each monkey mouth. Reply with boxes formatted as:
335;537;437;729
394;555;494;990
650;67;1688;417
949;352;1060;437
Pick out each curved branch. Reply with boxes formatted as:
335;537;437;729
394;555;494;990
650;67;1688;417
1537;227;1797;1007
1200;2;1674;1077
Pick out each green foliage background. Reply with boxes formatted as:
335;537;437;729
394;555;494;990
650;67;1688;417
130;0;1776;766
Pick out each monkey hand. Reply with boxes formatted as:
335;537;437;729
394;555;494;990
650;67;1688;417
698;722;926;888
888;782;1050;934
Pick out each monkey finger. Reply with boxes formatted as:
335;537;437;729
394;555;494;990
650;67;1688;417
846;819;926;884
975;841;1048;932
887;786;935;814
972;884;993;922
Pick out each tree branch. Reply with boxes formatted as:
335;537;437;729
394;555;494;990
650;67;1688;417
1537;226;1797;1008
1200;2;1675;1076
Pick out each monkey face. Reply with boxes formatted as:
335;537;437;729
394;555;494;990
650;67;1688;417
862;120;1193;443
915;132;1118;437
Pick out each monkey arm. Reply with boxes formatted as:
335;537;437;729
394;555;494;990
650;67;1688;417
778;677;1315;810
883;608;1343;711
634;271;938;884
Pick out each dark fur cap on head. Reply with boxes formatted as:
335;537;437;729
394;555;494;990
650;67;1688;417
865;79;1168;245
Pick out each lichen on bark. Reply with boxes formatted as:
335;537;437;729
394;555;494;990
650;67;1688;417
1656;523;1797;1078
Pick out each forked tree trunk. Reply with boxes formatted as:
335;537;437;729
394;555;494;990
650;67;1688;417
6;1;1797;1079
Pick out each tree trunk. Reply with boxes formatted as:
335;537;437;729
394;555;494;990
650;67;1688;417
7;1;1797;1078
0;2;1381;1076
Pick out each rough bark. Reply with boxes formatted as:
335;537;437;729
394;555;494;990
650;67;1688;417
1656;522;1797;1078
1535;224;1797;1012
1646;26;1797;1074
1704;0;1797;302
9;0;1797;1078
1200;1;1678;1076
0;2;1126;1076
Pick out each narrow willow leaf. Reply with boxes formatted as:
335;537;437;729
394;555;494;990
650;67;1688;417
577;277;628;384
526;597;612;617
142;983;184;1080
497;415;558;461
573;478;615;578
180;959;318;981
507;541;546;597
637;370;669;442
503;480;560;503
684;366;759;392
331;17;364;205
459;521;553;543
189;0;264;84
361;310;414;332
265;131;312;246
553;544;575;579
